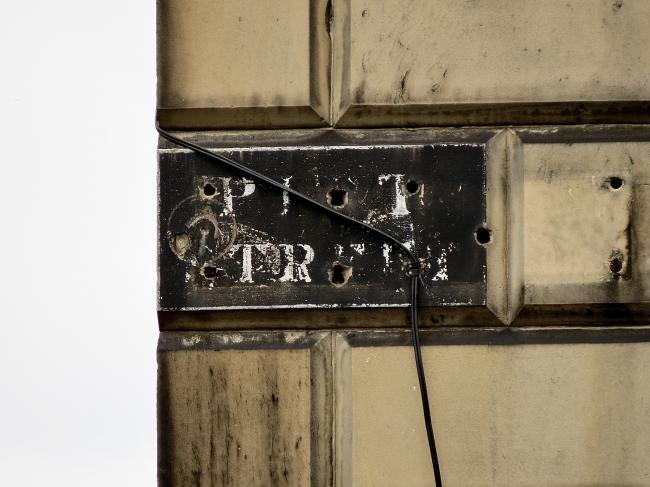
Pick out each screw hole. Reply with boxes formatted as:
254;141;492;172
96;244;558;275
203;265;219;279
328;262;352;287
608;177;624;190
475;226;491;245
405;180;419;194
203;183;217;197
327;188;349;208
609;250;625;275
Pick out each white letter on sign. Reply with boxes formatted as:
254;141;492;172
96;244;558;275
279;244;315;283
378;174;409;216
219;177;256;214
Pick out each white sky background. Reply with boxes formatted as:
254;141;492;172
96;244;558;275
0;1;157;485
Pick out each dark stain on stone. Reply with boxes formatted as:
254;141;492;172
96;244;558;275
613;0;623;11
249;93;261;106
157;355;176;487
621;221;632;282
354;79;367;102
429;314;447;325
210;367;232;486
282;452;289;481
395;70;410;103
271;94;286;107
265;367;282;487
208;367;217;486
400;71;409;94
191;444;202;486
191;469;201;487
325;0;333;39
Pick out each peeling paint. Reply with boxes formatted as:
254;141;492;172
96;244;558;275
181;334;203;346
432;248;449;282
281;176;292;215
382;243;392;270
378;174;410;216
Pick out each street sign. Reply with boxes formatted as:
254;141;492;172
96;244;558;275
158;133;487;310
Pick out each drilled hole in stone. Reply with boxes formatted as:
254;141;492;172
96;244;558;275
203;265;219;279
329;262;352;287
475;226;492;245
610;256;624;274
327;188;348;208
203;183;217;197
608;177;624;190
405;180;419;194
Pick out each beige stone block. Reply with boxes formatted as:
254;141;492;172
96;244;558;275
157;0;330;129
523;141;650;305
158;331;332;486
332;0;650;126
335;329;650;486
480;129;650;320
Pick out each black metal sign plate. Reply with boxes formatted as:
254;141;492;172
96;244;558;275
158;134;487;311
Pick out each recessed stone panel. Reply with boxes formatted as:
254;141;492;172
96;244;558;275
158;331;332;486
157;0;330;129
334;328;650;486
332;0;650;126
522;140;650;306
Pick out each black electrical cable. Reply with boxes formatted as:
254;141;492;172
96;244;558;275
156;121;443;487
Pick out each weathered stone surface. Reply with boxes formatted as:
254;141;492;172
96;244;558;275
158;331;332;486
523;140;650;306
335;329;650;486
157;0;330;129
331;0;650;126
